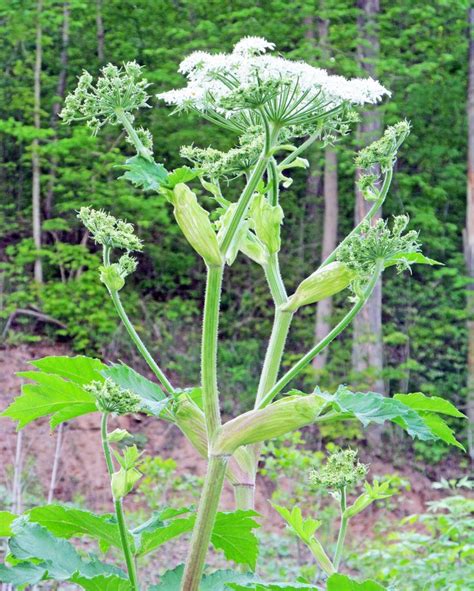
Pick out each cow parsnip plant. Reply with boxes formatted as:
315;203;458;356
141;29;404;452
0;38;467;591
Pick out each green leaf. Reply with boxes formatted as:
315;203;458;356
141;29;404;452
0;511;16;536
0;562;46;586
30;355;107;386
271;504;320;544
211;511;261;570
102;363;168;416
326;573;386;590
136;512;195;556
1;372;97;429
417;413;465;450
164;166;200;189
385;251;442;268
324;387;435;441
393;392;466;418
71;574;132;590
119;155;168;191
227;583;318;590
8;517;125;581
149;565;257;591
27;504;128;553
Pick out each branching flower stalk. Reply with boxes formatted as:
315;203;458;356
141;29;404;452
57;38;446;591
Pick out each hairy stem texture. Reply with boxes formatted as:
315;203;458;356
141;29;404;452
180;454;229;591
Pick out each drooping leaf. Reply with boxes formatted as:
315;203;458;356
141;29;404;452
211;511;261;570
71;573;132;591
1;372;97;429
326;573;386;590
29;355;106;386
0;562;46;586
385;251;441;268
0;511;16;536
8;517;125;581
102;363;168;416
27;504;128;553
323;387;437;442
119;155;168;191
149;565;257;591
393;392;466;418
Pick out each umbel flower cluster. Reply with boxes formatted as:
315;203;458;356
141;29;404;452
310;449;368;491
85;378;141;415
158;36;390;136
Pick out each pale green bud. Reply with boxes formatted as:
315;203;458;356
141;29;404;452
216;203;250;265
172;183;223;266
111;466;142;499
100;264;125;291
249;194;284;254
173;394;208;459
282;262;356;312
215;394;326;454
85;378;141;415
107;428;131;442
356;120;411;173
240;230;269;266
309;449;368;491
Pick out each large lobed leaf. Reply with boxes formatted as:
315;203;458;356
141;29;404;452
150;565;257;591
2;517;126;584
326;574;386;590
119;155;168;191
321;387;465;450
1;355;170;429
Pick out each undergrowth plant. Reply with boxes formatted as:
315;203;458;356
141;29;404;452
0;38;467;591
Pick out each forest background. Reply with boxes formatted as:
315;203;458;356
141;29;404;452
0;0;473;469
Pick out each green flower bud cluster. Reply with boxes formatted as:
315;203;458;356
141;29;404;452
337;215;420;277
85;378;141;415
356;120;411;173
180;134;263;180
78;207;143;252
309;449;368;491
100;253;138;292
60;61;151;135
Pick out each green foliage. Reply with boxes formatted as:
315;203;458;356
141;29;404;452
351;495;474;590
326;574;386;591
151;565;256;590
119;156;168;192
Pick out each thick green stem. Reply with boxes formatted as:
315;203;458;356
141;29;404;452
279;131;319;169
257;263;383;409
308;537;335;577
180;454;229;591
333;487;348;570
100;414;140;591
202;265;224;445
109;290;175;395
268;157;280;207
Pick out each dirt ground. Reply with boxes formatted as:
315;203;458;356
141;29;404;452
0;344;470;537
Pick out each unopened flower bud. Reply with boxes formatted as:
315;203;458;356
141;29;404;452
85;378;141;415
172;183;223;266
309;449;368;491
282;261;356;312
249;194;284;254
215;394;326;454
100;264;125;291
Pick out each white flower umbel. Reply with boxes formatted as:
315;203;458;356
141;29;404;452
157;37;390;133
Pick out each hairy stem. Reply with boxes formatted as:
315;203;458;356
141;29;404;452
180;454;229;591
100;414;140;591
333;487;348;570
109;290;175;395
202;265;224;445
257;262;383;408
115;109;152;161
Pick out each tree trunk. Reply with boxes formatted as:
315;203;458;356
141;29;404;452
32;0;43;284
313;6;339;371
96;0;105;62
45;1;70;220
352;0;385;395
465;7;474;460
